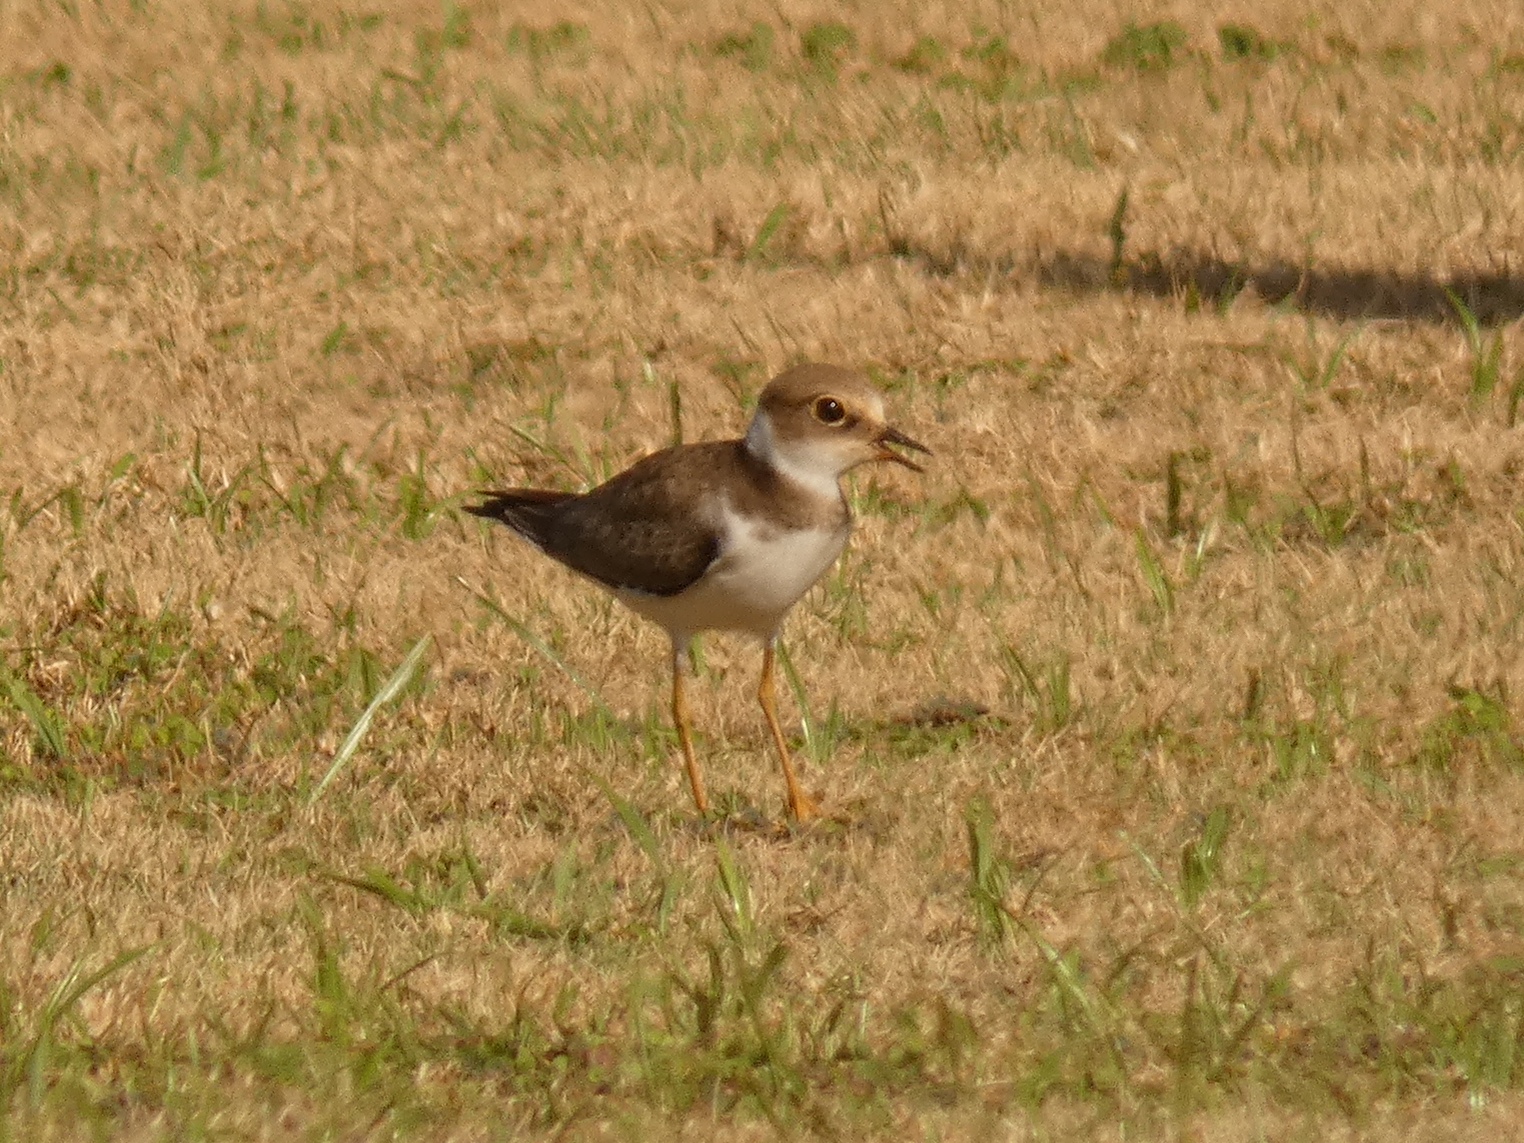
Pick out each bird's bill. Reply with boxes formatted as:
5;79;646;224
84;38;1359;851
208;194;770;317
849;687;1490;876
874;426;931;472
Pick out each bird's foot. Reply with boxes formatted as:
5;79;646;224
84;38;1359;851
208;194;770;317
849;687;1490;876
786;788;822;825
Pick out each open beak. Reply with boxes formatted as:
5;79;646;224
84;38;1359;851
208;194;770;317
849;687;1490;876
875;426;931;473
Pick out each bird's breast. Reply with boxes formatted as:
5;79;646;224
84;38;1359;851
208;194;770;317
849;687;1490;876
615;508;851;640
705;513;852;622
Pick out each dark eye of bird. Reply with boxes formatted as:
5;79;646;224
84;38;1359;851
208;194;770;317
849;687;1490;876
812;396;846;425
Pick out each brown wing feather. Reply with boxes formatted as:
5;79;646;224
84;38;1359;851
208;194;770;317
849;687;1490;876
465;444;734;597
463;488;576;546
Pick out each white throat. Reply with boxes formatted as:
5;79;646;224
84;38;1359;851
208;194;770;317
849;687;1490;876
744;410;843;502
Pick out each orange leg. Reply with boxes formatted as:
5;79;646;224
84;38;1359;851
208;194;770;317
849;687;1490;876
758;642;819;822
671;644;710;815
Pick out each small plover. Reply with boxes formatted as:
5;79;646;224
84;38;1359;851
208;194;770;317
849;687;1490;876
466;362;929;821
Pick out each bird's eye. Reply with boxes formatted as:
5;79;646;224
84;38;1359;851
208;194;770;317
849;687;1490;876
812;396;847;425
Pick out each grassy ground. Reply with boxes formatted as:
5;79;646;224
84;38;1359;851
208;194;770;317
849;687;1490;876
3;0;1524;1137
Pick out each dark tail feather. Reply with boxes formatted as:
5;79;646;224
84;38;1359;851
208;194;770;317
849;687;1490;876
463;488;576;547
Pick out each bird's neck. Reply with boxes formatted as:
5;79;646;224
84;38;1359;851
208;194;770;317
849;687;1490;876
742;410;844;504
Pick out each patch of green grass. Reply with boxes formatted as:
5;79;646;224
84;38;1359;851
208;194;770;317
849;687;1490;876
895;35;947;75
962;29;1020;75
0;573;411;792
1445;289;1510;412
997;646;1075;734
238;4;384;58
10;895;1524;1137
421;2;473;57
714;22;774;73
29;60;73;89
1178;805;1233;907
505;19;591;63
965;795;1013;944
743;200;792;263
1379;42;1427;73
1133;529;1176;620
488;84;718;166
890;29;1031;103
1218;24;1284;62
799;21;857;76
1414;685;1523;776
156;435;457;543
0;945;153;1114
1102;22;1190;72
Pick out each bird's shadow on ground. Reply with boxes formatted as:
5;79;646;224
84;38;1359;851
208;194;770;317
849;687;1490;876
893;231;1524;326
1038;247;1524;325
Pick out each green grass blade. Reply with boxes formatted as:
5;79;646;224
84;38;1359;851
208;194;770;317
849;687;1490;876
586;770;664;871
713;837;753;941
1134;530;1175;617
745;201;791;262
309;634;431;803
17;945;152;1104
774;642;816;757
318;864;427;914
1443;286;1482;351
965;796;1012;944
0;668;67;758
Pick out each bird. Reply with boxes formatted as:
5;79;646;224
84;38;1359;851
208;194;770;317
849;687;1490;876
464;362;929;822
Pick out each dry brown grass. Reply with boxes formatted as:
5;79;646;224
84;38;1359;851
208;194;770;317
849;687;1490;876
4;0;1524;1138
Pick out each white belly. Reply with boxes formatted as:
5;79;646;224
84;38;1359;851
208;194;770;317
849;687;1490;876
618;515;851;641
